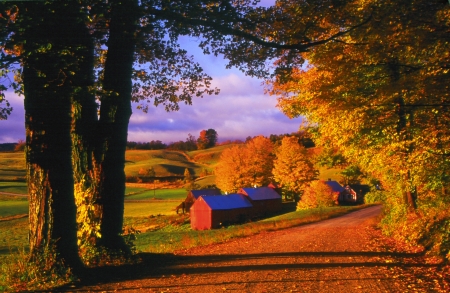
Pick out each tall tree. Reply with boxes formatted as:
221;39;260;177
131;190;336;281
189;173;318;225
272;136;317;198
19;1;93;269
215;136;274;192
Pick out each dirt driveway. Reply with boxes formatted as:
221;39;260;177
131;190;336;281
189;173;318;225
71;205;449;292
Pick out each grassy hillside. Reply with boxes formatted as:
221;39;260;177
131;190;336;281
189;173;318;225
125;149;214;178
0;152;26;182
187;144;235;168
0;147;228;182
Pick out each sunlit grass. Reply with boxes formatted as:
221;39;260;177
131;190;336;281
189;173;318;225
0;182;28;195
0;201;28;218
125;188;187;200
124;201;178;217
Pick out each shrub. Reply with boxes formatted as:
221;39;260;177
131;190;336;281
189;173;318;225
364;190;386;204
0;245;75;292
297;180;337;210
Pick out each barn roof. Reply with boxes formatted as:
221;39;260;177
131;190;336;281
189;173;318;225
199;194;253;210
239;187;282;201
324;180;345;193
190;189;221;199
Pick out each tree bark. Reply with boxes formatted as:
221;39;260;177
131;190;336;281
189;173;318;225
97;0;139;251
22;1;93;270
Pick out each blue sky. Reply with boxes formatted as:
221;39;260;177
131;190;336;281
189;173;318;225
0;0;303;144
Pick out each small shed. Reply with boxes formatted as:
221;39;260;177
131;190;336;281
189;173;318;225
238;186;282;218
184;188;221;212
190;194;253;230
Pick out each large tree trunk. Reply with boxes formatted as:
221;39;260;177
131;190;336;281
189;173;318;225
22;1;92;270
97;0;138;251
69;10;102;253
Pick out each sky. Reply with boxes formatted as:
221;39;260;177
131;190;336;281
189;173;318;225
0;0;303;144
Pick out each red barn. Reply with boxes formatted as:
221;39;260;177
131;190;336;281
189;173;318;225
238;187;282;218
190;194;253;230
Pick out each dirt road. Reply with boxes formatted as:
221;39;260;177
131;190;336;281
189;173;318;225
72;205;449;292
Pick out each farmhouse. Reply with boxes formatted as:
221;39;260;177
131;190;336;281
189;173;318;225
190;193;253;230
324;180;358;204
238;186;282;217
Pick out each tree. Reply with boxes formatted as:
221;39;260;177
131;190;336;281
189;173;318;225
215;136;274;193
18;1;91;269
270;0;450;257
272;136;317;199
241;135;274;187
297;180;337;209
215;145;246;193
184;168;193;183
197;128;218;149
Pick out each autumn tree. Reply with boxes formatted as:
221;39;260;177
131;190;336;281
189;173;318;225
241;135;274;187
197;129;218;149
297;180;337;209
272;136;317;200
215;136;274;193
271;0;450;257
215;145;247;193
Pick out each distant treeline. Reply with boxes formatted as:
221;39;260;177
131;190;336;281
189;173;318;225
0;143;18;152
125;131;315;151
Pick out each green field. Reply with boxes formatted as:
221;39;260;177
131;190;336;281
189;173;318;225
0;147;227;182
0;152;26;182
0;182;28;195
126;188;187;200
125;149;208;178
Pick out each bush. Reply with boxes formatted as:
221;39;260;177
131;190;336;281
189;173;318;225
364;190;386;204
0;245;75;291
297;180;337;210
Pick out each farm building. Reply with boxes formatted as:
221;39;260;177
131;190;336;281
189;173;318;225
324;180;358;205
184;188;221;212
190;193;253;230
238;186;282;217
349;184;370;203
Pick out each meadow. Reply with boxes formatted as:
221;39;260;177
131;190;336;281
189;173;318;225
0;145;347;262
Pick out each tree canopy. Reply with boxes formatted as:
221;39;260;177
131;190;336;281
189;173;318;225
271;0;450;258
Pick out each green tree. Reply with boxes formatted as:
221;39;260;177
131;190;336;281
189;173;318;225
272;136;317;199
184;168;193;183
